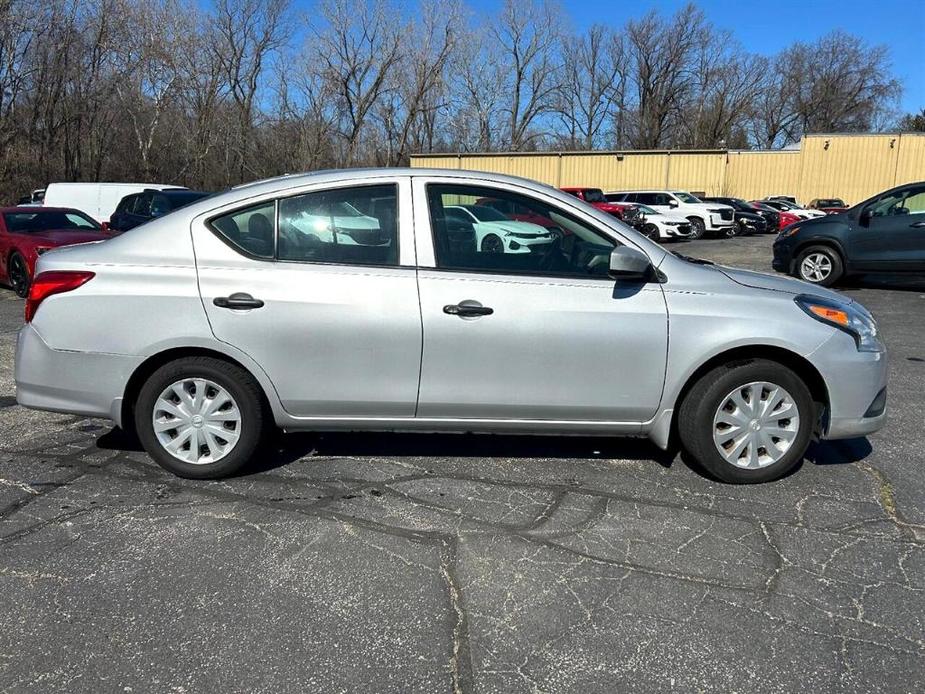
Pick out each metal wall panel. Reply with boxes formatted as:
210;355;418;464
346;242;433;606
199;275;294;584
560;153;668;191
458;155;560;186
798;135;899;205
725;151;801;202
666;153;725;195
894;134;925;188
410;134;925;205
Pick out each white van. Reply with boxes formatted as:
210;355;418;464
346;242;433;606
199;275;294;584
42;183;188;224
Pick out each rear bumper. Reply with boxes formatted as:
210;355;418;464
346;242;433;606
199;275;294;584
15;323;140;426
810;331;889;440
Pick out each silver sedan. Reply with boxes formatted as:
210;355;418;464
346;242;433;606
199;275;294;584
15;169;887;483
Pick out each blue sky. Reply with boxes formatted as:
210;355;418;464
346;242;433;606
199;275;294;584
466;0;925;114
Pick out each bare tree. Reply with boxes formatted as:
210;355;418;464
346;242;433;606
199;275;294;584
211;0;290;182
376;0;460;164
309;0;404;165
553;25;626;150
493;0;562;150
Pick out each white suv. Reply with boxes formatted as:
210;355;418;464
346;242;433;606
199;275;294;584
608;190;736;239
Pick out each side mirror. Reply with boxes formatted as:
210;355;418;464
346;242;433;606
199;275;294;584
609;246;653;282
668;199;679;208
859;209;872;227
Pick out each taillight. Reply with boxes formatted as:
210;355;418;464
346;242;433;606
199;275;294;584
25;271;95;322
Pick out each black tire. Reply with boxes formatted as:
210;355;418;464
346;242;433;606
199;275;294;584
8;252;30;298
723;224;740;238
642;223;660;241
795;245;844;287
677;359;815;484
481;234;504;253
687;217;705;239
135;357;268;479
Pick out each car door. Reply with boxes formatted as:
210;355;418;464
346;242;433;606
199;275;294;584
847;185;925;271
193;177;423;418
411;177;668;423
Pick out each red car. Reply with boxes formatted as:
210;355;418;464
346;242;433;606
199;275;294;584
0;207;109;297
560;187;638;220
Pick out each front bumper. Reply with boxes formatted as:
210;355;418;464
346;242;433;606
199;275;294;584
809;330;889;440
772;239;794;272
15;323;141;425
706;217;735;232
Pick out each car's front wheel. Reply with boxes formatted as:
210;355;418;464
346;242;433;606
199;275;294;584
135;357;268;479
642;223;660;240
687;217;705;239
481;234;504;253
796;245;843;286
678;359;815;484
8;252;30;298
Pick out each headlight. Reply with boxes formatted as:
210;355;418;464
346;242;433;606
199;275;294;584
778;225;800;238
795;295;884;352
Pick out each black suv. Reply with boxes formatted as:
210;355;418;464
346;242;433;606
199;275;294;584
772;181;925;286
702;196;772;234
110;188;209;232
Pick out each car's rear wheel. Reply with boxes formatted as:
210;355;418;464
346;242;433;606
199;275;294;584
678;359;815;484
8;252;30;298
135;357;268;479
796;245;843;286
687;217;705;239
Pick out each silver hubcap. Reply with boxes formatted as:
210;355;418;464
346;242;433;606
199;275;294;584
153;379;241;465
712;381;800;469
800;253;832;282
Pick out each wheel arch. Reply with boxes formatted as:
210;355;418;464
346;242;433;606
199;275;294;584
120;345;281;433
652;344;830;449
793;237;847;263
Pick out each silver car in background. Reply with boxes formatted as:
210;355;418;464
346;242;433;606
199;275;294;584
15;169;888;483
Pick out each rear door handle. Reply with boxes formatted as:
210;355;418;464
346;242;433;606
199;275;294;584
214;293;264;310
444;301;493;317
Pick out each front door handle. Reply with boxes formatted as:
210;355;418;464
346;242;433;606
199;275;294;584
910;221;925;228
444;301;493;317
214;293;265;310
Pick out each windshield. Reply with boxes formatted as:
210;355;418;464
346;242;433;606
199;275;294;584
674;191;701;203
3;210;100;232
302;201;366;218
167;191;211;209
635;204;657;214
818;199;845;207
582;189;607;203
465;205;510;222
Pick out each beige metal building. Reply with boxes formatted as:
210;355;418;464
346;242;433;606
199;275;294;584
410;133;925;206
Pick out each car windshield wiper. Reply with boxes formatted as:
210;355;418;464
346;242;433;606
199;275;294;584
676;253;714;266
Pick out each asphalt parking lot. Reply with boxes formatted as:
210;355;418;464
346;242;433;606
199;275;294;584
1;234;923;693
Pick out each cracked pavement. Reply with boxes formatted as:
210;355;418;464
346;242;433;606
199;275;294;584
1;235;923;692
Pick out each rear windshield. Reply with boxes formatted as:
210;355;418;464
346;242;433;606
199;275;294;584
166;191;211;209
582;189;607;203
4;210;100;232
